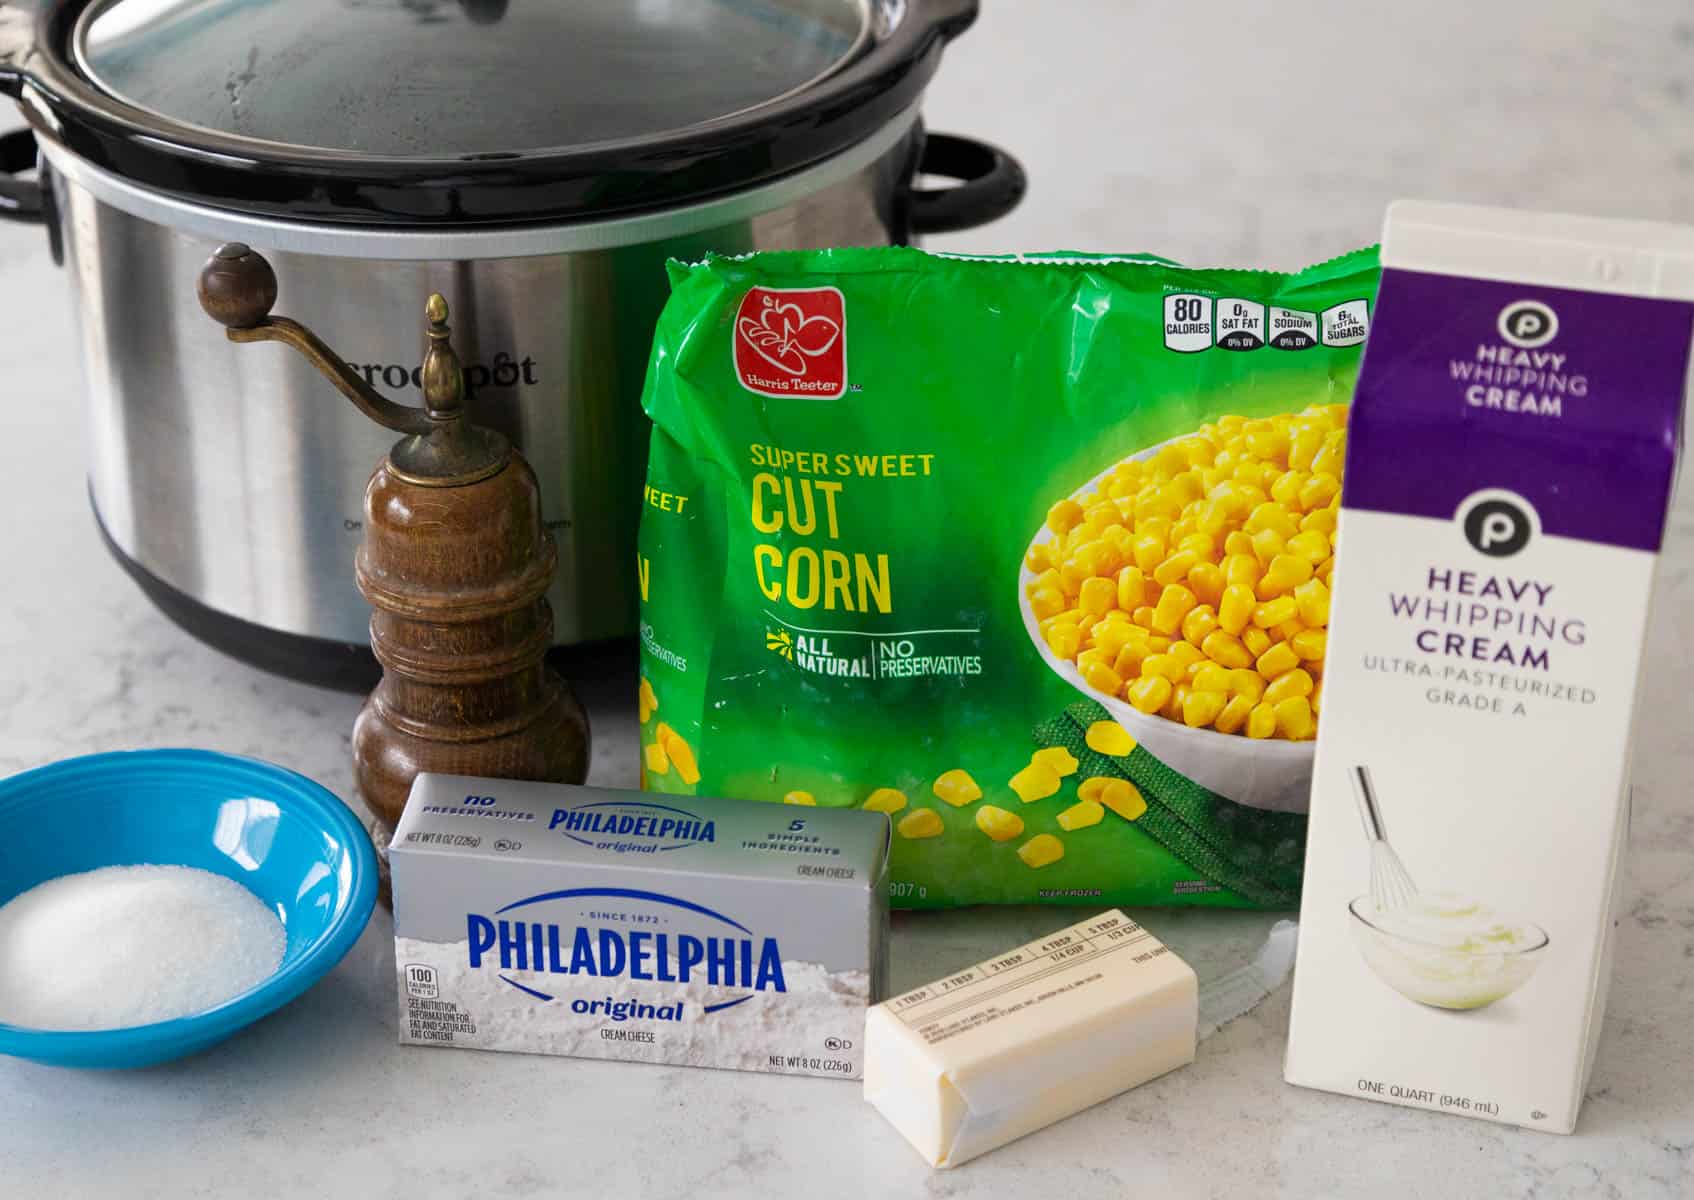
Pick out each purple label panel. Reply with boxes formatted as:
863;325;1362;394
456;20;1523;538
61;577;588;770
1343;267;1692;552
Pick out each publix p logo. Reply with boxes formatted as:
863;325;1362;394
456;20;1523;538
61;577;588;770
1457;489;1539;558
1497;299;1558;349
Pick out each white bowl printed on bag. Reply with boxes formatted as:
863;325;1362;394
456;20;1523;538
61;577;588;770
1017;437;1316;814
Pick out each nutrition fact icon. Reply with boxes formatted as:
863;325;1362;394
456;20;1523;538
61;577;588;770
1163;294;1214;352
1166;296;1367;353
404;963;439;999
1269;307;1319;350
1215;299;1266;351
1321;300;1369;347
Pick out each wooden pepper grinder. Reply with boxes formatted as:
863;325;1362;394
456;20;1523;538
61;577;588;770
197;243;590;888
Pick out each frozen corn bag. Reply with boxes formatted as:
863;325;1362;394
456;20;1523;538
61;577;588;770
636;246;1378;909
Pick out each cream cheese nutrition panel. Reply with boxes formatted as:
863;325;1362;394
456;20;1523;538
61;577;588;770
1285;201;1694;1134
865;910;1197;1167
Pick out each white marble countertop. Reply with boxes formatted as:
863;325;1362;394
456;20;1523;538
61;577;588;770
3;3;1693;1196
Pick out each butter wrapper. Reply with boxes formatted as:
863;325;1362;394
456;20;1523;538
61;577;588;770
865;910;1196;1166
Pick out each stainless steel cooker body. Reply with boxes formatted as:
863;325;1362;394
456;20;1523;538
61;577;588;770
0;0;1024;686
37;114;924;684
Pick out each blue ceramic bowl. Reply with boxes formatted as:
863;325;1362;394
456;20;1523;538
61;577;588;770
0;749;377;1068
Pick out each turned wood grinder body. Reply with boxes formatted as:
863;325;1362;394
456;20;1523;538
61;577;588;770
198;244;589;884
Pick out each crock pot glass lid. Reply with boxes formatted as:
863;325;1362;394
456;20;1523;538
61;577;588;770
73;0;872;157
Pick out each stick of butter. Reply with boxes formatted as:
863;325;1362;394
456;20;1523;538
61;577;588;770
864;910;1197;1168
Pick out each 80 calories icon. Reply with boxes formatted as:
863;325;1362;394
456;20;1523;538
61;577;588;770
1163;293;1214;353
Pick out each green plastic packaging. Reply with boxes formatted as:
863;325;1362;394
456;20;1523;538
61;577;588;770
636;246;1378;910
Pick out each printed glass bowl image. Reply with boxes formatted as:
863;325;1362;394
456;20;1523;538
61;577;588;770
1348;896;1550;1010
1018;435;1325;813
0;749;377;1068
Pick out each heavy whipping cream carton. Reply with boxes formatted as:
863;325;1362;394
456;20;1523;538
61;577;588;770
390;774;889;1078
1285;202;1694;1133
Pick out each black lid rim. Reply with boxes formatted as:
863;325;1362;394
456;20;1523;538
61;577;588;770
4;0;977;226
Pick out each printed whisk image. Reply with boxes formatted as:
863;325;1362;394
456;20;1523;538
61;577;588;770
1344;765;1548;1011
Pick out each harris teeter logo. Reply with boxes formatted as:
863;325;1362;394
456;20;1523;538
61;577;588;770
549;798;715;854
734;286;847;398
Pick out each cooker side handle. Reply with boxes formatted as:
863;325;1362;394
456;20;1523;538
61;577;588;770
0;1;60;248
907;132;1027;237
0;126;43;222
924;0;981;40
0;124;61;263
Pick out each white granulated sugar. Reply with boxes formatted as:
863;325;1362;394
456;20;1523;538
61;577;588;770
0;864;286;1031
396;936;869;1073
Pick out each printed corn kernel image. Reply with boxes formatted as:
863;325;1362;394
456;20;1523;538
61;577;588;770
897;808;944;839
862;787;908;814
1008;762;1061;804
783;790;817;806
932;769;983;807
644;741;670;775
1097;778;1147;823
1029;746;1079;777
1083;720;1136;757
1025;406;1343;741
669;744;701;785
975;805;1026;842
1057;799;1104;830
655;723;701;785
1017;834;1065;869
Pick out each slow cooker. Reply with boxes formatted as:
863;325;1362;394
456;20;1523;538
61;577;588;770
0;0;1023;688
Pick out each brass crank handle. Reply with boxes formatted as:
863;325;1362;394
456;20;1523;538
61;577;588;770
196;242;438;437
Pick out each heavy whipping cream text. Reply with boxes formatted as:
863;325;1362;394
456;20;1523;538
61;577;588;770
1449;344;1586;419
1388;566;1587;670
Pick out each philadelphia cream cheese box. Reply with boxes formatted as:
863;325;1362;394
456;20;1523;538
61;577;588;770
390;774;890;1079
1285;202;1694;1133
